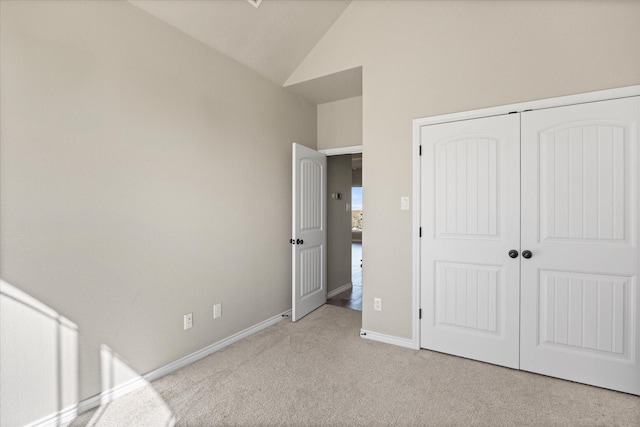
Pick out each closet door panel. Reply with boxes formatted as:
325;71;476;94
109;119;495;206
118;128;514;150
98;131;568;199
420;114;521;369
520;96;639;395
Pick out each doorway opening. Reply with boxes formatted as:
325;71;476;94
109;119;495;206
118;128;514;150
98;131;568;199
326;152;362;311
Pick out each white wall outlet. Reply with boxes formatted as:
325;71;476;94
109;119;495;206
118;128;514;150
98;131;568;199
183;313;193;330
373;297;382;311
213;303;221;319
401;197;410;210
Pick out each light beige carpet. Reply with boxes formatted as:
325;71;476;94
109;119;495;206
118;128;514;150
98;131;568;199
71;304;640;426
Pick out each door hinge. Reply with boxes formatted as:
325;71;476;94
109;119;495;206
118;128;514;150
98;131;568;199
419;309;422;319
419;145;422;156
419;227;422;237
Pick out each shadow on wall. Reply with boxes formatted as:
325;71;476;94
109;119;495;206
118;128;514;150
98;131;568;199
0;280;79;426
0;280;174;426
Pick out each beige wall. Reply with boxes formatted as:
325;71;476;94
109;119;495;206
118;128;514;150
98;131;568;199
0;0;315;423
287;0;640;339
320;97;362;293
326;155;353;293
318;96;362;150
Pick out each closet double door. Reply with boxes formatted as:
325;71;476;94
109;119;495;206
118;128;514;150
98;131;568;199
419;96;640;395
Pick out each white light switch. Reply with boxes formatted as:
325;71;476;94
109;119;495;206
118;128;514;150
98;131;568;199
401;197;410;210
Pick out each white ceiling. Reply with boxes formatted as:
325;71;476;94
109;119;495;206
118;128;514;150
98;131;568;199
128;0;352;87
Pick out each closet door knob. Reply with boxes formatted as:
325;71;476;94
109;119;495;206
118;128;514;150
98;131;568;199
522;250;533;259
508;250;519;258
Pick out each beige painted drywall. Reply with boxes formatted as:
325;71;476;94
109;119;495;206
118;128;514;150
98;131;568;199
318;96;363;150
326;155;353;293
287;0;640;339
0;0;315;423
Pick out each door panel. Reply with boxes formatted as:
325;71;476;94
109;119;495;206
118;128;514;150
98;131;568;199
436;136;500;238
538;120;628;244
292;143;327;322
537;270;631;356
520;96;640;395
420;114;521;369
435;262;501;334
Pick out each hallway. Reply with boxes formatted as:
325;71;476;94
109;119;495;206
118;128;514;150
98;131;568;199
326;243;362;311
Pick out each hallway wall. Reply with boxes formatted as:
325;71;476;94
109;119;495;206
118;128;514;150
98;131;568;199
327;155;353;293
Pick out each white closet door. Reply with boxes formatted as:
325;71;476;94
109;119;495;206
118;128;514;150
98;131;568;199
520;96;640;395
420;114;521;369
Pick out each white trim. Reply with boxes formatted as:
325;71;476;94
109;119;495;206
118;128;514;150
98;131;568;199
144;309;290;382
412;118;422;351
413;85;640;127
360;329;416;350
28;310;292;427
25;404;79;427
327;282;352;298
411;85;640;352
319;145;363;156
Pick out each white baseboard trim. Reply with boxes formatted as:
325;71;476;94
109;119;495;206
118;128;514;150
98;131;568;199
25;404;79;427
144;309;291;383
359;329;418;350
327;282;352;298
27;309;292;427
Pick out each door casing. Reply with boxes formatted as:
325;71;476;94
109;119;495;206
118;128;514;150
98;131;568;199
413;86;640;394
291;144;364;322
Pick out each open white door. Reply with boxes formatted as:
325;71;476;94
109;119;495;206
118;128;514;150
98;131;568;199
292;143;327;322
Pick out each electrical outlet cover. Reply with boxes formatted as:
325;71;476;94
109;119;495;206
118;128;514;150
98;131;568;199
184;313;193;330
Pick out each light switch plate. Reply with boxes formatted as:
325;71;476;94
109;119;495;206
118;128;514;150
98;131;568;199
401;197;410;210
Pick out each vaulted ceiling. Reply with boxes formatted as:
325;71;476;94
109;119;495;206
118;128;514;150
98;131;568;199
128;0;352;87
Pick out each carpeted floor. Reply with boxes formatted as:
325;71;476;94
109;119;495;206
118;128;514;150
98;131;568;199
71;304;640;426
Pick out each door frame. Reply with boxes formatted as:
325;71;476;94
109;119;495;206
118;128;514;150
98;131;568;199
320;145;363;156
412;85;640;350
